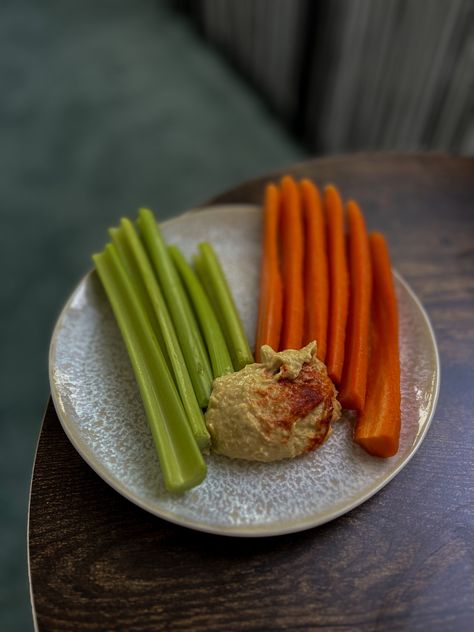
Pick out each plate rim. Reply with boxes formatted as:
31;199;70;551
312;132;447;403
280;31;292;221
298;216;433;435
48;204;441;537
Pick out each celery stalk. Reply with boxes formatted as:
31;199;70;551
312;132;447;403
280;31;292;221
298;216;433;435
116;218;210;448
168;245;233;378
194;242;254;371
109;226;169;367
137;208;213;408
93;244;207;493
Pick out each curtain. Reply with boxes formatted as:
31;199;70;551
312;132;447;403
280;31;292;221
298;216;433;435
169;0;473;154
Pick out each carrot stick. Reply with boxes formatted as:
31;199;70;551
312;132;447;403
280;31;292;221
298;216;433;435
325;184;349;384
339;200;372;410
279;175;304;350
255;183;283;361
300;179;329;361
354;232;401;457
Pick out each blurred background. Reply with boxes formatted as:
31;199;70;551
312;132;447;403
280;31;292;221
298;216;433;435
0;0;472;628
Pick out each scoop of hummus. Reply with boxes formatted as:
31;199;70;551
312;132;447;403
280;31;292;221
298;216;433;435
205;341;341;462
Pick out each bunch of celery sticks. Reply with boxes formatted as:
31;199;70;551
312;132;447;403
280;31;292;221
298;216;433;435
93;208;253;493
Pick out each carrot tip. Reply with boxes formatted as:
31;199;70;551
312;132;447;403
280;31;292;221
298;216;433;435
338;391;365;412
354;434;399;458
324;183;339;195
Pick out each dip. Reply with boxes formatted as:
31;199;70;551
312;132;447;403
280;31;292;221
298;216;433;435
205;341;341;461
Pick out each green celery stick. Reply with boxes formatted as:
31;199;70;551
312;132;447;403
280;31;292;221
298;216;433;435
109;225;169;367
93;244;207;493
137;208;213;407
168;245;234;379
194;242;254;371
117;218;210;448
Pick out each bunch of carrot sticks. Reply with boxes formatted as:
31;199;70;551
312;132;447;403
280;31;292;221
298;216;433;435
255;175;400;458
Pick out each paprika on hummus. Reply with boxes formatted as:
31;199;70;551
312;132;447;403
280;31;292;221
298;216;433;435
205;341;341;461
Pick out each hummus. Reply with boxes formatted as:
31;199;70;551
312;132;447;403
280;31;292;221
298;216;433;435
205;341;341;461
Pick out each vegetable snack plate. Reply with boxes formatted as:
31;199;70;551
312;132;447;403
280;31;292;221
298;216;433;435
49;205;440;537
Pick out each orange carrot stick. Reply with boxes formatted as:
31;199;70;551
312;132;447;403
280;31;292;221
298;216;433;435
300;179;329;361
279;175;304;350
354;232;401;457
325;184;349;384
255;183;283;361
339;200;372;410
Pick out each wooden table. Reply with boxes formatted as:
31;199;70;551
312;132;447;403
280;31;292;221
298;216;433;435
29;154;474;631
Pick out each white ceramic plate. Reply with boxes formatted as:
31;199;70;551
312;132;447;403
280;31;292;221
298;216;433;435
49;205;440;537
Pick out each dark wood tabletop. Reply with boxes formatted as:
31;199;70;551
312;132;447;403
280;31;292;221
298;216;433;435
29;154;474;631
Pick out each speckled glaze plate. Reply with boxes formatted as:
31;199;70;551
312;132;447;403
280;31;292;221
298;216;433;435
49;205;440;537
